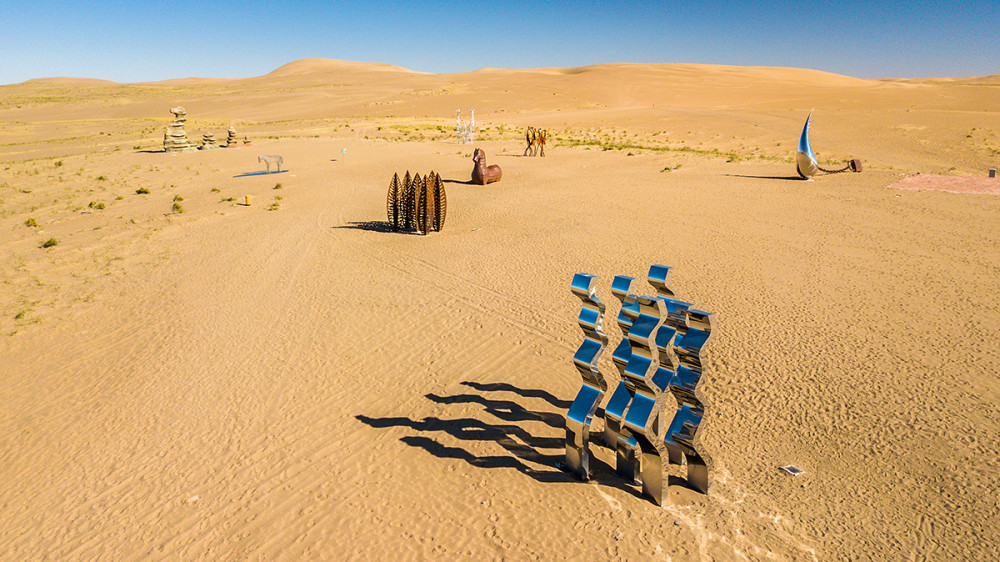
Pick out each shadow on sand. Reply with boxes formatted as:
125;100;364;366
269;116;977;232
234;170;290;178
355;380;649;496
332;221;426;234
725;174;805;181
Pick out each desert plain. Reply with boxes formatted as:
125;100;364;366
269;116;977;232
1;59;999;560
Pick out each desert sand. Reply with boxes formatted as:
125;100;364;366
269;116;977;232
1;59;998;560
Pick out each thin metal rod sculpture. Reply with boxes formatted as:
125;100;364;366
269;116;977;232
386;171;447;234
565;273;609;480
456;109;475;144
604;275;642;483
619;295;669;505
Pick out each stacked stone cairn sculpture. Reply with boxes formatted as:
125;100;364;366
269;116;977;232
199;132;219;150
225;126;239;147
163;106;197;153
565;264;714;505
386;171;447;234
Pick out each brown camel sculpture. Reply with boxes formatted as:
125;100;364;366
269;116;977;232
537;129;547;157
471;148;502;185
524;127;536;156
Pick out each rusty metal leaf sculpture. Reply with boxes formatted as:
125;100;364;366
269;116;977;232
414;174;429;235
432;172;446;232
387;172;401;231
423;174;437;235
385;171;448;234
402;171;415;230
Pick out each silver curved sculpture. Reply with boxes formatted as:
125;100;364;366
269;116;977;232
619;295;670;504
604;275;642;483
565;273;609;480
796;110;819;179
663;309;714;494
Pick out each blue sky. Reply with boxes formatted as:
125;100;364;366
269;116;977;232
1;1;997;85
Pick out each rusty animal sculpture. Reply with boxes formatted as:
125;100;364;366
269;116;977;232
471;148;502;185
523;127;547;157
524;127;537;156
387;171;447;234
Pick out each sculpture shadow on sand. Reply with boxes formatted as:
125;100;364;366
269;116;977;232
355;381;651;496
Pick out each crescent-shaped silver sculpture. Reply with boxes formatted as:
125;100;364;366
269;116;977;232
565;273;609;480
796;110;819;179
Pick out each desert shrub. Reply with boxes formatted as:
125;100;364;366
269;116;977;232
41;238;58;248
88;201;105;209
171;202;184;214
24;218;38;227
210;187;220;193
173;195;184;202
136;187;150;194
273;183;282;189
96;175;107;181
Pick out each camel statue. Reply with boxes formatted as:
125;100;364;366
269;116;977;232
524;127;547;156
471;148;502;185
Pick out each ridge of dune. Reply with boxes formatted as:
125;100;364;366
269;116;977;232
265;57;420;77
19;77;120;86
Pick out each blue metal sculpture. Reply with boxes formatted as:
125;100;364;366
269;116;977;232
796;110;819;179
563;265;716;504
565;273;609;480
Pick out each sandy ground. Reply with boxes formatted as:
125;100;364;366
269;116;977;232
1;60;999;560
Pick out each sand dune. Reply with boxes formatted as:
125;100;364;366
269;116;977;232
1;59;998;560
